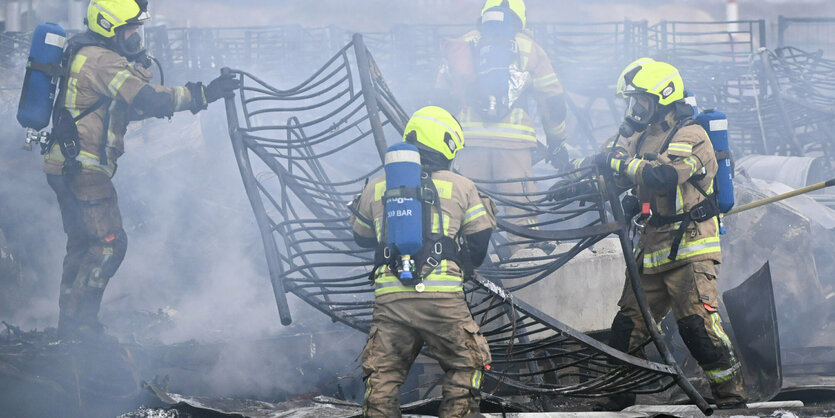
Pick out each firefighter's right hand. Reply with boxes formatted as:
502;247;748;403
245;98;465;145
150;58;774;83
547;179;597;202
205;73;241;103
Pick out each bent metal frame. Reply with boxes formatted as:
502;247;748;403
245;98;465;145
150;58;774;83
222;34;713;414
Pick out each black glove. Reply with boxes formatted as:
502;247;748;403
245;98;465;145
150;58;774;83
547;178;597;202
591;151;628;174
548;145;571;172
205;73;240;103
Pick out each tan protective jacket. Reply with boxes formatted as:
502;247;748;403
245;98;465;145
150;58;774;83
437;30;566;150
615;112;721;274
44;45;193;177
351;170;496;298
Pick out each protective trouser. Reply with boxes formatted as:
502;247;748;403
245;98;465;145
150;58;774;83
48;173;127;339
609;260;745;406
453;147;539;253
361;295;491;418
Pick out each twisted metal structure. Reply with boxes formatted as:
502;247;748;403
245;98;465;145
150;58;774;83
222;34;710;413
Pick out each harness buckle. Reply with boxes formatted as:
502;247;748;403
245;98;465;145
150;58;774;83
426;257;439;268
691;205;708;221
434;241;443;255
383;246;391;259
422;186;436;205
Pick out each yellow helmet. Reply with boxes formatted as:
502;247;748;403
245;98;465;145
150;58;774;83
87;0;149;38
403;106;465;161
622;61;684;106
481;0;526;29
615;57;655;98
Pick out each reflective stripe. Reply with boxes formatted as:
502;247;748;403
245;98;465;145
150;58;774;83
374;217;383;241
675;186;683;215
70;54;87;74
90;1;125;24
433;179;453;199
545;121;566;137
374;274;464;295
683;156;699;176
462;123;537;142
107;69;132;97
472;369;483;388
516;36;532;53
626;158;642;180
173;86;187;110
45;146;115;177
64;77;80;117
643;236;720;268
705;362;741;383
652;71;681;91
374;182;386;201
464;204;486;224
354;216;373;232
411;114;463;145
509;108;524;125
533;73;559;89
430;213;450;235
363;379;372;416
610;158;622;172
385;149;421;165
667;142;693;155
710;311;737;362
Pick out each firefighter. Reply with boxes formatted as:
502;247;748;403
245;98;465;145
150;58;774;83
349;107;496;417
590;61;746;410
435;0;568;251
44;0;239;340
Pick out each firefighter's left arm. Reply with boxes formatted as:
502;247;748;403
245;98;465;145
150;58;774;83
528;40;567;149
349;183;378;249
461;186;497;267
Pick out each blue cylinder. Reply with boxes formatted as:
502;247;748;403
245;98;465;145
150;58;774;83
17;22;67;131
384;143;423;257
695;109;734;213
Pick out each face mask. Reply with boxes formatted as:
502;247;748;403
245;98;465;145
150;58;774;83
115;24;145;58
619;94;656;137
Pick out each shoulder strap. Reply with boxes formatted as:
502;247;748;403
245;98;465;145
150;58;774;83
659;118;696;155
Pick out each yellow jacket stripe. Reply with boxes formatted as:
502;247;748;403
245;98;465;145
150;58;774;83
45;147;116;177
643;235;720;269
667;142;693;155
107;69;132;97
464;204;486;224
462;123;538;142
374;274;464;295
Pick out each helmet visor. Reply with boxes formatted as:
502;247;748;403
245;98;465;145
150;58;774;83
624;93;656;127
116;23;145;57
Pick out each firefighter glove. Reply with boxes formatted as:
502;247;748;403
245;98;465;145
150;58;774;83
205;73;241;103
547;144;571;172
592;151;628;175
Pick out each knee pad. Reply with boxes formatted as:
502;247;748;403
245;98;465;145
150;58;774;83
76;229;127;289
100;229;127;279
609;312;635;353
677;314;724;366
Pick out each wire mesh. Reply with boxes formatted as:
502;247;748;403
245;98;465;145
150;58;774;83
221;35;695;400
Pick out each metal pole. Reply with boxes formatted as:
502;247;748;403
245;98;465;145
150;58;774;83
353;33;389;163
601;170;713;415
725;178;835;216
222;67;293;326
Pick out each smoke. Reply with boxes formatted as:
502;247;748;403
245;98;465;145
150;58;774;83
1;1;835;415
